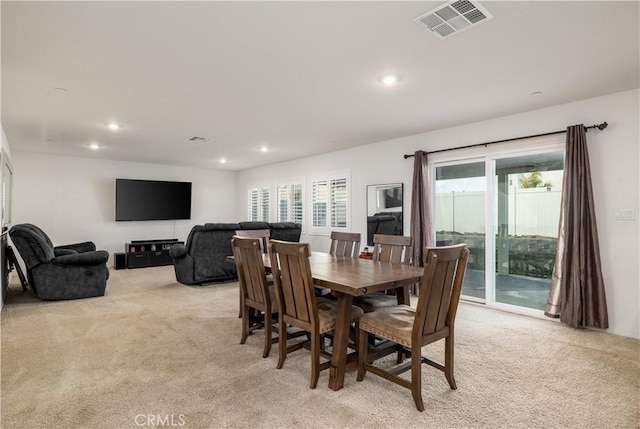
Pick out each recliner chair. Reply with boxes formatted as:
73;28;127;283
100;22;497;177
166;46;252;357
9;224;109;300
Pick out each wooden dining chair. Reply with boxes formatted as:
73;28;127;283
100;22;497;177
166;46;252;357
232;236;279;358
235;229;271;317
268;239;364;389
329;231;361;259
234;229;270;252
356;244;469;411
353;234;413;313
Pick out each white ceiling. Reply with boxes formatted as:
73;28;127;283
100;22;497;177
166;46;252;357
2;1;639;171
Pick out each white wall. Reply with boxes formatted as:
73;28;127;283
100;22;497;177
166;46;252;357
11;153;238;256
238;89;640;339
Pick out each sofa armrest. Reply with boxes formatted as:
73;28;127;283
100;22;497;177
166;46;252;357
52;250;109;266
169;244;187;259
54;248;78;256
55;241;96;254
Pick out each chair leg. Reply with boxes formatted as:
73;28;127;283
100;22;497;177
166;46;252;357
238;288;243;318
444;334;457;390
411;347;424;412
310;333;320;389
277;316;287;369
396;345;405;364
263;311;273;358
240;305;250;345
353;322;359;352
356;327;368;381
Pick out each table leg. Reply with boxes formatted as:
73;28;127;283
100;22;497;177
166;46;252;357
328;292;353;391
396;285;410;306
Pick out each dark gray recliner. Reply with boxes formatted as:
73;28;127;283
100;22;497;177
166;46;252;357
9;224;109;300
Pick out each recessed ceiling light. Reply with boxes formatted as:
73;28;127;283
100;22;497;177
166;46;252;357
220;158;227;164
381;75;399;86
531;91;543;97
90;143;100;150
260;146;268;153
107;123;120;130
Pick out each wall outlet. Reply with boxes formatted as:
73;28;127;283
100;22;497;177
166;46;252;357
612;208;636;220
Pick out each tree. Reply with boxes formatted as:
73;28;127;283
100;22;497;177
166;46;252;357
518;171;551;188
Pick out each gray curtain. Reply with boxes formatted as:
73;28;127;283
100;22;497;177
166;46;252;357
410;150;433;293
545;125;608;329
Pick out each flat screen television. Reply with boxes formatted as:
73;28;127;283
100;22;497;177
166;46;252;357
115;179;192;221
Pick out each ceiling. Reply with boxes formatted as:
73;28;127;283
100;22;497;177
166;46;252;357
2;1;639;171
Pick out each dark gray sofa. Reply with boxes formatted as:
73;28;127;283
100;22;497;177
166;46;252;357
9;223;109;300
170;222;301;286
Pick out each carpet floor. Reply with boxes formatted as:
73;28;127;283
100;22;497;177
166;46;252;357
1;265;638;429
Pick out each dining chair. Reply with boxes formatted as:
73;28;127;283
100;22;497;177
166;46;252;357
353;234;413;313
268;239;364;389
356;243;469;411
232;236;278;358
234;229;270;252
329;231;361;258
235;229;271;317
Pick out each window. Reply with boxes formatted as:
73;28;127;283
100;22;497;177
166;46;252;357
276;182;303;224
310;171;349;233
248;186;270;222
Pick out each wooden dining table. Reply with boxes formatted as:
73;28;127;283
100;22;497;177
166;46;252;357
262;251;424;391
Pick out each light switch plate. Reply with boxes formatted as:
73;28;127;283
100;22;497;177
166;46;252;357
612;208;636;220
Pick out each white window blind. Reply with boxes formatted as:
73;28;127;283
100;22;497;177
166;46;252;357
276;183;303;224
248;186;270;221
310;172;349;232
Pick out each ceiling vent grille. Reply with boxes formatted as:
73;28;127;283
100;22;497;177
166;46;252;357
413;0;493;39
187;136;213;143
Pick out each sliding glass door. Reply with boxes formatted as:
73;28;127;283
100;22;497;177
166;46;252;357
432;143;564;313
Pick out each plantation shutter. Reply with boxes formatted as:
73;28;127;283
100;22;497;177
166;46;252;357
330;178;347;227
312;180;328;227
277;183;303;223
248;186;270;221
310;172;349;231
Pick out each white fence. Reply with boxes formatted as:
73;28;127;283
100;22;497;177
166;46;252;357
435;188;561;238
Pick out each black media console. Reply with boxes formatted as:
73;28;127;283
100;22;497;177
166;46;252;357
125;239;184;269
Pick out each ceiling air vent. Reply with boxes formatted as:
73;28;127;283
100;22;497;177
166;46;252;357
413;0;493;40
187;136;212;143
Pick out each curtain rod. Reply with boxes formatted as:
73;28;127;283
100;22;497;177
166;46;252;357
403;122;608;159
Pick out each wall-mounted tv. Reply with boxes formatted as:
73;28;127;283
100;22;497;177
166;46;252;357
115;179;192;221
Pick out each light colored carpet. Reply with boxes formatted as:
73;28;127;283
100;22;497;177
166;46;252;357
1;266;638;429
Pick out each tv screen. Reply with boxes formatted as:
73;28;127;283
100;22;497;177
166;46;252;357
115;179;192;221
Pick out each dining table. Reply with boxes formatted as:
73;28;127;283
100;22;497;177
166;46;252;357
262;251;424;391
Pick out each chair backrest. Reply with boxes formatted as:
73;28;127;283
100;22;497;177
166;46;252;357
9;224;55;269
414;244;469;340
186;223;241;280
268;240;317;332
234;229;270;253
329;231;361;259
20;223;54;247
269;222;302;242
372;234;413;265
232;236;271;308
